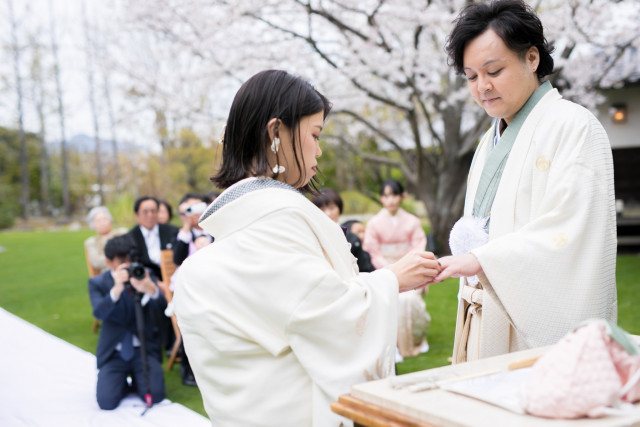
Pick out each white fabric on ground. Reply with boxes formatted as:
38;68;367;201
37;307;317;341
0;307;209;427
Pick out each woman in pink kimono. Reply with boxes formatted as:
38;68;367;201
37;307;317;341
364;179;431;361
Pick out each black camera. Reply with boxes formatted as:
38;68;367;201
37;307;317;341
125;262;146;280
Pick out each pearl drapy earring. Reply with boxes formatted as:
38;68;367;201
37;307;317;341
270;137;280;154
270;136;286;174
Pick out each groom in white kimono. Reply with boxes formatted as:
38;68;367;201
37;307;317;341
436;0;617;363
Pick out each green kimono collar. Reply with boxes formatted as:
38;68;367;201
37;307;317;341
472;81;553;221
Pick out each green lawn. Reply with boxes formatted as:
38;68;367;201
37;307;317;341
0;229;638;416
0;229;206;417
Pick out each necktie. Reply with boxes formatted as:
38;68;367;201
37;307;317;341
120;331;134;361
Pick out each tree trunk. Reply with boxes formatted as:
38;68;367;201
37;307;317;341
156;109;170;162
103;72;120;192
9;0;29;220
49;0;71;220
82;0;104;205
32;55;50;217
425;160;471;256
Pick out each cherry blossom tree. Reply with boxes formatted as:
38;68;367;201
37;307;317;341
5;0;635;247
113;0;639;253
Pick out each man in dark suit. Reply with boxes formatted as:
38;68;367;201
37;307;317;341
173;193;214;266
88;235;167;410
127;196;179;281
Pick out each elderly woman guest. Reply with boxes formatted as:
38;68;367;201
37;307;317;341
435;0;617;363
84;206;127;273
173;69;440;426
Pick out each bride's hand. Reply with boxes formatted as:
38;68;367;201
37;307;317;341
386;251;442;292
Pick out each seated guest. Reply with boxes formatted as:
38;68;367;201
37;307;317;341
311;188;375;273
157;199;173;225
173;193;214;266
84;206;126;274
342;219;375;273
172;193;213;387
343;218;365;242
170;192;214;387
126;196;179;281
168;234;213;387
88;235;166;410
364;178;431;361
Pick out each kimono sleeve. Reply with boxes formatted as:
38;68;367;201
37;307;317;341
286;266;398;423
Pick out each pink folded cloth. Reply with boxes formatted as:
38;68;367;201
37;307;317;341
524;319;640;419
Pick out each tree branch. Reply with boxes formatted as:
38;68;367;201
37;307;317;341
333;108;415;167
248;12;412;112
325;134;416;183
296;0;392;52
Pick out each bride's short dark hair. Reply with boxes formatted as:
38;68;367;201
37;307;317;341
211;69;332;193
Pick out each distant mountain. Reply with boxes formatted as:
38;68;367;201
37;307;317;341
48;133;148;154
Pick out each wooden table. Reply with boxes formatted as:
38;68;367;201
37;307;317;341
331;346;640;427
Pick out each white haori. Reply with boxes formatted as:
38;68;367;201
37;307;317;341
453;88;617;363
174;179;399;426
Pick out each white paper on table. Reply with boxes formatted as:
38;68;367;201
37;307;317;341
439;367;533;414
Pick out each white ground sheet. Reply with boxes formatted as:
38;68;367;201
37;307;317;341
0;307;210;427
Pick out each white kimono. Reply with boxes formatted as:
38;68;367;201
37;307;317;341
173;178;398;426
454;87;617;363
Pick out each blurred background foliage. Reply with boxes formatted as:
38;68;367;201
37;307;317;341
0;125;425;232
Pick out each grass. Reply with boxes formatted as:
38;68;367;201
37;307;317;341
0;229;639;416
396;280;459;375
0;229;206;417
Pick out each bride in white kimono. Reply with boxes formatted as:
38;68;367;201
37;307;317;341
172;70;441;426
436;0;617;363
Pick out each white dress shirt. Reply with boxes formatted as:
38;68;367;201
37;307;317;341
140;224;161;266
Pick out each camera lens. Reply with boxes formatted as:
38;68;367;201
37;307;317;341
126;262;146;280
132;266;145;280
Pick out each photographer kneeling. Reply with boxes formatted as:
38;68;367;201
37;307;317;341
88;234;167;410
